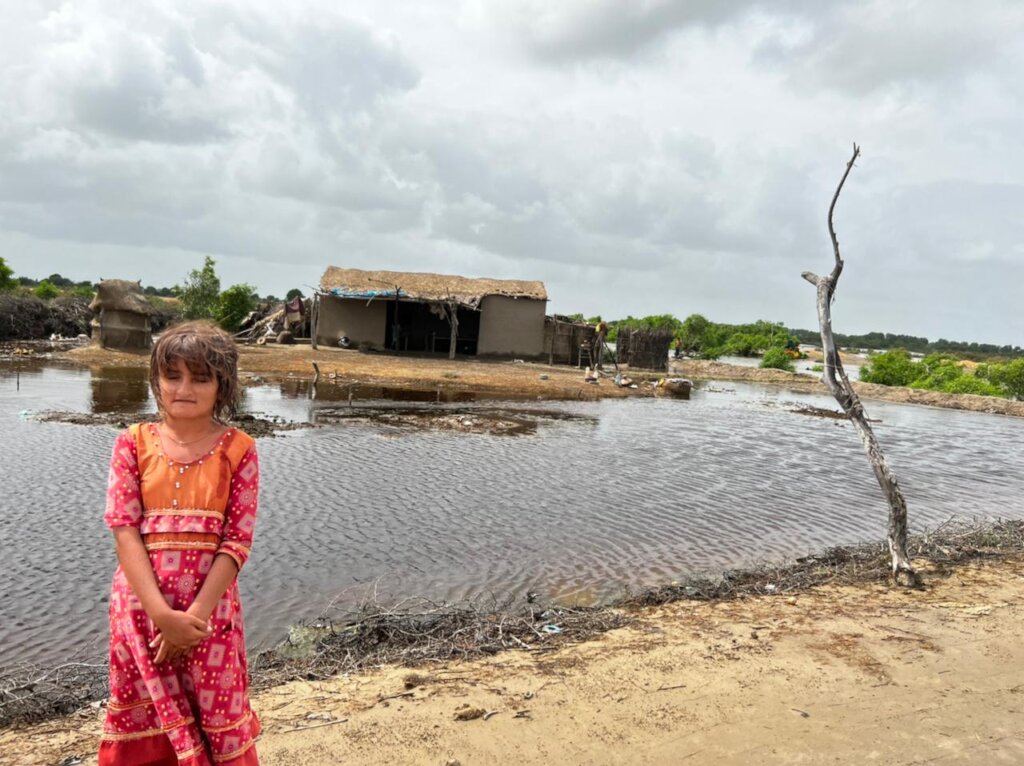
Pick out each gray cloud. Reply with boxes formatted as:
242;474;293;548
0;0;1021;345
493;0;752;62
764;1;1024;95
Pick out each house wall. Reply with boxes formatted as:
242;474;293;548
316;296;387;348
477;296;546;357
98;309;151;350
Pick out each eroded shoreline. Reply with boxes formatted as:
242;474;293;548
3;522;1023;765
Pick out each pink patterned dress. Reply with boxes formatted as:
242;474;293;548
99;423;261;766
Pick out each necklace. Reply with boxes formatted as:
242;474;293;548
161;422;216;446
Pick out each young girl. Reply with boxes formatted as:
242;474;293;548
99;321;261;766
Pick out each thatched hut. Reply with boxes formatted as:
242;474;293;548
314;267;548;358
89;280;156;351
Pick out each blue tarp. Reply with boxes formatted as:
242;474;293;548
329;288;406;299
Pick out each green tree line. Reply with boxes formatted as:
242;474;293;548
790;328;1023;360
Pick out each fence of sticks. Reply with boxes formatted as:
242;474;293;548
615;327;674;370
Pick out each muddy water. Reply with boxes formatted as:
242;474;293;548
1;362;1022;668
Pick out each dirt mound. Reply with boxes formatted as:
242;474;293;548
0;294;92;341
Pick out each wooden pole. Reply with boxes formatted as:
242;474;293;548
311;294;320;350
448;302;458;360
802;144;918;587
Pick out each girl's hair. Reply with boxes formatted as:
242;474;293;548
149;321;240;422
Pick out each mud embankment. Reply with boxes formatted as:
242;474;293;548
31;342;1024;418
671;359;1024;418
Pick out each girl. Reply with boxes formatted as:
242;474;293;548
99;321;261;766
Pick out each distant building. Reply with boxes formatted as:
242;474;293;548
89;279;156;351
313;267;547;358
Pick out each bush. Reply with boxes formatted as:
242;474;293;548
979;358;1024;399
0;257;15;292
860;349;919;387
33;280;60;300
760;348;795;371
215;284;257;332
940;376;1004;397
724;333;772;357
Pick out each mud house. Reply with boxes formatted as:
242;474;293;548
89;279;156;351
313;267;547;358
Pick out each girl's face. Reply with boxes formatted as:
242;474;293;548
158;358;219;421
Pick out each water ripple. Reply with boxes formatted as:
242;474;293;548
1;366;1022;666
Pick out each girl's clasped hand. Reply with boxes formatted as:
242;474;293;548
148;605;213;663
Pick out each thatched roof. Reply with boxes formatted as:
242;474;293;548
320;267;547;308
89;279;156;316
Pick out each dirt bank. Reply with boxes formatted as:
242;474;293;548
59;344;1024;416
671;359;1024;418
5;555;1022;766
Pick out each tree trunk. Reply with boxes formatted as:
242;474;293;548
802;144;918;587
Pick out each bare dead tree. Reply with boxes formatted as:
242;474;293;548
802;144;919;587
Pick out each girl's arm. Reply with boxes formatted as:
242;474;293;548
114;527;210;644
193;443;260;617
187;553;241;623
105;428;209;661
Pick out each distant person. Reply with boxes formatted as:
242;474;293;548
99;321;262;765
674;338;683;359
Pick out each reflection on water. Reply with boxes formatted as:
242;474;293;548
1;362;1022;668
90;367;151;413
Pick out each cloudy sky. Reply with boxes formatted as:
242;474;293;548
1;1;1022;344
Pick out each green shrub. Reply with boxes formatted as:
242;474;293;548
724;332;772;357
760;348;795;371
0;257;15;292
215;283;257;332
980;358;1024;399
940;376;1003;397
33;280;60;300
860;349;919;387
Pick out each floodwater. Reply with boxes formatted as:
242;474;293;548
1;361;1021;668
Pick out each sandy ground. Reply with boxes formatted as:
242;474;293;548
58;343;1024;417
4;556;1023;766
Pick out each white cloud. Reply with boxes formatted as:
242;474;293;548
0;0;1021;344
